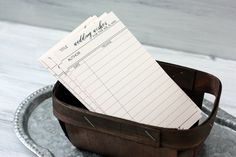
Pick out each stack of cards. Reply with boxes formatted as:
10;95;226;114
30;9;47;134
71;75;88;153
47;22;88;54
39;12;202;129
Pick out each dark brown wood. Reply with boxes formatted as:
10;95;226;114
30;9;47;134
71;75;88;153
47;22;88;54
52;61;222;157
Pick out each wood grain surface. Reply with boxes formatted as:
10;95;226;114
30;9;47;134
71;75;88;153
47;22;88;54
0;20;236;156
0;0;236;59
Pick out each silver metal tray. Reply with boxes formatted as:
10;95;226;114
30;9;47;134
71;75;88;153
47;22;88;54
14;85;236;157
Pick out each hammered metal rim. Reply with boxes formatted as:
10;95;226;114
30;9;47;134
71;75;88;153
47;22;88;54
14;85;54;157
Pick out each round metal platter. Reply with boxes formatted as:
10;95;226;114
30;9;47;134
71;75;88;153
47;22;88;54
14;85;236;157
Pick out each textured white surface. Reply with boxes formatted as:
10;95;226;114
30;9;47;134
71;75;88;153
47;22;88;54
1;0;236;59
0;21;235;156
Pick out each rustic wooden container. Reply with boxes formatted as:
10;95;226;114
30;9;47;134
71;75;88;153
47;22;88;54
52;61;221;157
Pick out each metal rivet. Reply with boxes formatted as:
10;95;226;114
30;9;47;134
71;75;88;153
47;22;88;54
144;130;156;141
83;116;95;128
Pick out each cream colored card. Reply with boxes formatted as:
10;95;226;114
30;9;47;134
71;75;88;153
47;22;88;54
39;15;99;111
39;12;202;129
